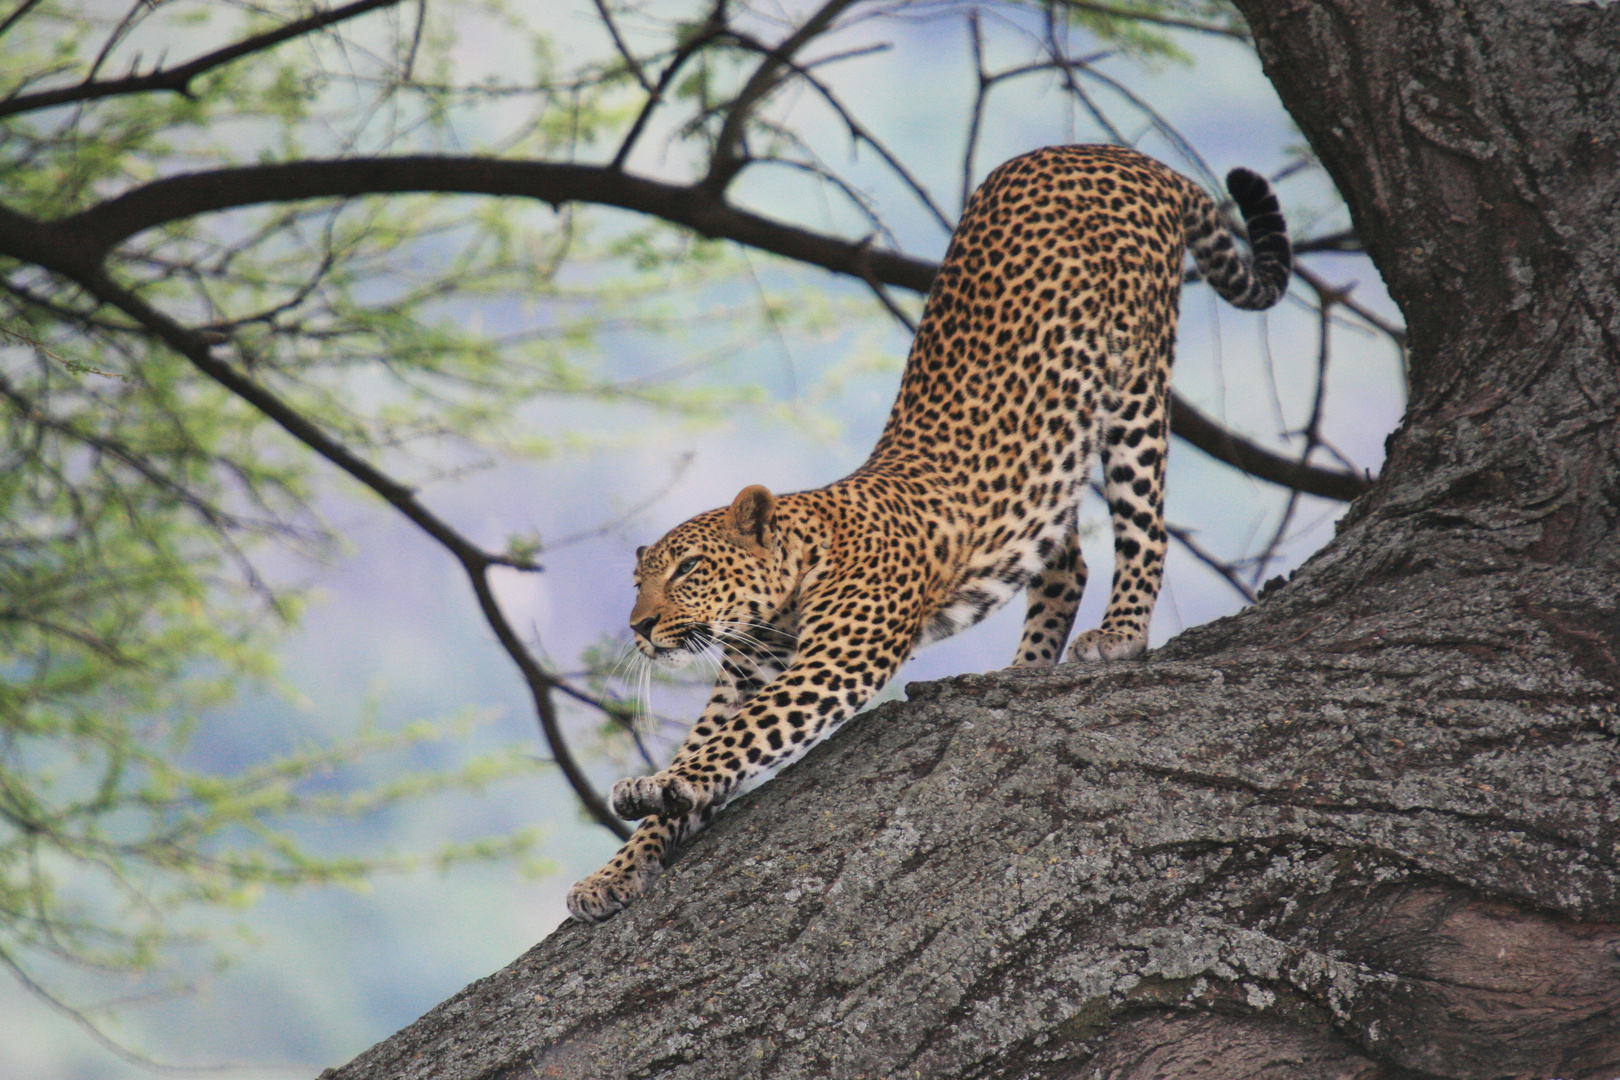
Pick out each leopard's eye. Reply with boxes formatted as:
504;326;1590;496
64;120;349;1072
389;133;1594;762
672;556;701;579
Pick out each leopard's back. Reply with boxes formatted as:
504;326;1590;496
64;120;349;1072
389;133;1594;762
861;144;1288;656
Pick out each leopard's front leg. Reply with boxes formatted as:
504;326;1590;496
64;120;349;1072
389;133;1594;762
566;629;792;922
566;807;715;923
608;624;795;822
626;599;913;824
568;597;913;922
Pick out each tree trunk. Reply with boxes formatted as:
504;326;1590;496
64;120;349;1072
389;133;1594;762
322;2;1620;1077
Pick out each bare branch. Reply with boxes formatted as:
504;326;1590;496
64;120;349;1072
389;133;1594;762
591;0;655;93
1041;9;1131;150
32;158;941;286
0;157;1375;501
610;16;726;169
963;10;989;212
83;0;150;86
0;366;300;605
1248;278;1337;584
1169;521;1258;604
857;264;919;334
0;945;239;1074
1293;261;1406;344
704;0;860;192
1072;58;1218;188
0;0;44;44
546;452;696;549
726;29;953;233
1171;395;1371;501
1292;228;1361;255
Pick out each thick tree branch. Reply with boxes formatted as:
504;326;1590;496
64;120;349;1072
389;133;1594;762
1224;0;1620;577
42;158;938;291
5;158;1374;501
324;577;1620;1079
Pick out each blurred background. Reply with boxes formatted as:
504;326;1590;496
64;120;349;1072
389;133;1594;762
0;0;1402;1074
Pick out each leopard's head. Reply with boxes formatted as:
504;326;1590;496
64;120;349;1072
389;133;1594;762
629;485;781;667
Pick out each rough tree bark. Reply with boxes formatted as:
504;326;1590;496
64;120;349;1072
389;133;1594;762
323;1;1620;1076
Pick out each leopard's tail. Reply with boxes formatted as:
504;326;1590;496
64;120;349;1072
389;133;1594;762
1185;168;1292;311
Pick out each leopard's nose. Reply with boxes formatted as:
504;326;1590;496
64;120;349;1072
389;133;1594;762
632;616;658;641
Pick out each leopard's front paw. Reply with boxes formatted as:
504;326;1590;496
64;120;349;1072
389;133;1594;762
611;772;698;820
566;853;661;923
1067;629;1147;663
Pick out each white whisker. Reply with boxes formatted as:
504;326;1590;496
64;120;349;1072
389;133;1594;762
608;639;639;690
638;658;653;730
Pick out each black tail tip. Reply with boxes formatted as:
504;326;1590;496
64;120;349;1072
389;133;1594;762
1222;167;1292;304
1225;168;1273;209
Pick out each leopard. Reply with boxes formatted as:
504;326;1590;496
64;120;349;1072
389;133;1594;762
567;144;1290;923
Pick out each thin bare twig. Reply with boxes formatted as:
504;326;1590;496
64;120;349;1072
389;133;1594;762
963;11;989;213
547;452;696;549
0;0;45;43
0;369;297;607
1070;59;1218;188
725;29;952;233
1249;276;1341;585
1168;521;1258;604
592;0;655;92
83;0;150;87
1293;261;1406;343
858;264;919;334
0;945;241;1074
611;5;729;170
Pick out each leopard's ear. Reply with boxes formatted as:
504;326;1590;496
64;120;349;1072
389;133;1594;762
724;484;776;558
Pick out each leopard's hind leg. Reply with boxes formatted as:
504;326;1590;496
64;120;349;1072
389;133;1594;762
1069;368;1170;663
1012;514;1086;667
